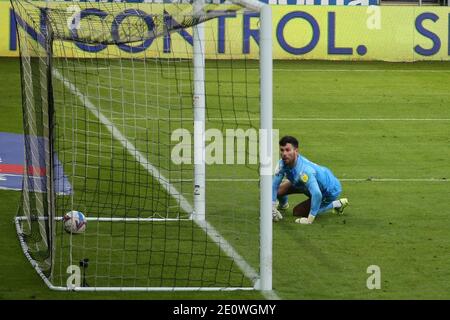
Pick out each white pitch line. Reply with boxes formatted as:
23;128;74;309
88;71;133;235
65;67;110;70
272;68;450;73
173;178;449;182
224;68;450;73
234;68;447;73
110;117;450;122
75;65;450;73
52;69;279;299
342;178;449;182
272;118;450;121
271;118;450;121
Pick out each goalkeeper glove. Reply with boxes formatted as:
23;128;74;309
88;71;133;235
295;214;316;225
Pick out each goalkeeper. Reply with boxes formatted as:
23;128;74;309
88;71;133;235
272;136;348;225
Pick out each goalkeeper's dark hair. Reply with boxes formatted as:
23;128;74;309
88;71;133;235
279;136;299;149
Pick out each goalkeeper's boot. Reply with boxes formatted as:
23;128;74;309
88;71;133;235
333;198;349;215
277;202;289;211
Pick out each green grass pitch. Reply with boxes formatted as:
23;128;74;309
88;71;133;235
1;57;450;299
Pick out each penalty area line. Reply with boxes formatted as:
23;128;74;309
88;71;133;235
84;65;450;73
175;178;449;182
341;178;449;182
110;117;450;122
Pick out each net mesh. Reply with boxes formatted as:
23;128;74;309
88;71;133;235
13;0;262;289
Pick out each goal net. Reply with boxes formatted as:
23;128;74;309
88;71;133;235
12;0;272;291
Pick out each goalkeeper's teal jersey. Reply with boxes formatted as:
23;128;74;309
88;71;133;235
272;155;341;216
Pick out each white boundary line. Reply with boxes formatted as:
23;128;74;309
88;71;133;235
110;117;450;122
272;118;450;121
342;178;449;182
271;69;450;73
73;66;450;73
271;118;450;121
173;178;449;182
52;69;280;299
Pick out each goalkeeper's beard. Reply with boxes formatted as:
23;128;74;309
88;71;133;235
282;153;297;168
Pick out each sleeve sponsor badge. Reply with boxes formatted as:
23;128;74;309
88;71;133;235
300;173;309;183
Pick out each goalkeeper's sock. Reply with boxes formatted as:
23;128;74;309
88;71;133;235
332;200;342;208
277;195;288;209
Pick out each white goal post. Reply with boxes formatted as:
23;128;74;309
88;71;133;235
192;0;273;291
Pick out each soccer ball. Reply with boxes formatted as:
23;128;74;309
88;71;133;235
63;211;87;234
